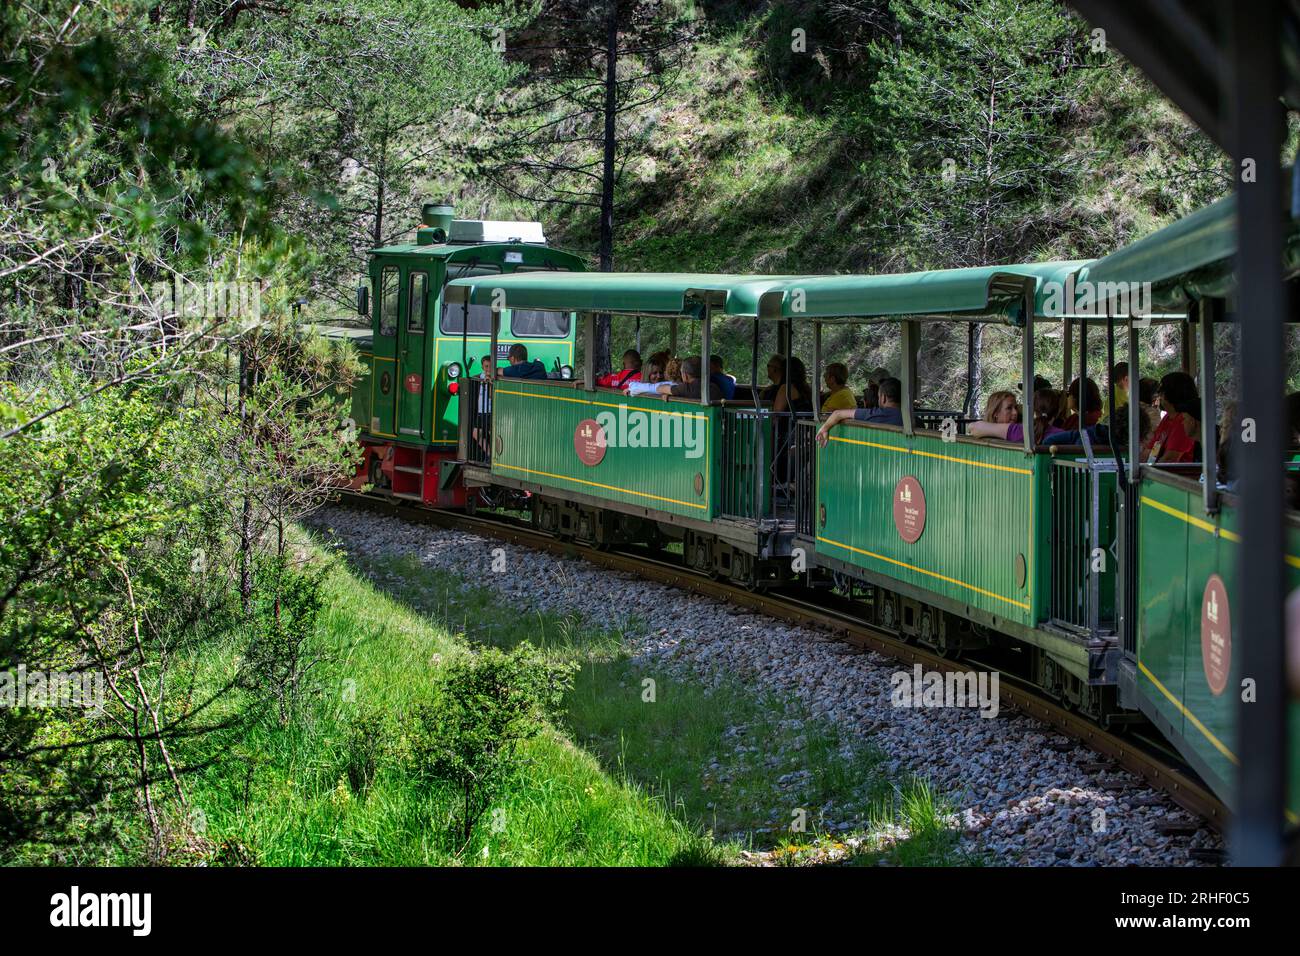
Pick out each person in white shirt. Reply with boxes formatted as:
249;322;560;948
625;358;671;396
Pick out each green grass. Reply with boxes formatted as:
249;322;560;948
176;542;713;866
329;546;976;866
133;529;979;866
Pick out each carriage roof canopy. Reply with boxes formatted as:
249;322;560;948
753;261;1091;323
442;272;805;319
444;261;1110;323
1082;176;1300;312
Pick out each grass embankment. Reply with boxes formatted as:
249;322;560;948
280;541;975;866
182;538;709;866
175;523;972;865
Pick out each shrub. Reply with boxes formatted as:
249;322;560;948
408;644;576;852
245;557;327;726
342;708;392;797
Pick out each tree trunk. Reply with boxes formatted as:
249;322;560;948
594;1;618;374
373;129;388;249
965;70;998;418
238;344;253;613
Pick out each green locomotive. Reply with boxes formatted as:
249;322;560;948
336;203;585;506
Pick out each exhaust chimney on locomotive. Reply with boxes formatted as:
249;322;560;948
417;202;455;245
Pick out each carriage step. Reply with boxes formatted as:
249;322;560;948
391;492;423;502
394;465;423;474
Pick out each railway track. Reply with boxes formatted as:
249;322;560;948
332;489;1228;839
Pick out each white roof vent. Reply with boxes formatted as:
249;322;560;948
448;220;546;245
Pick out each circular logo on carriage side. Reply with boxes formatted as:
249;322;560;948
1200;574;1231;696
379;371;392;395
892;475;926;543
404;373;421;394
573;418;607;466
694;472;704;496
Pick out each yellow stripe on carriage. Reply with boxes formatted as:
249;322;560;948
1140;495;1300;565
827;434;1033;475
815;534;1030;611
1137;660;1238;766
495;387;708;420
494;462;708;509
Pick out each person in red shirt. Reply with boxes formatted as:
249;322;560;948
596;349;642;389
1061;376;1103;430
1143;371;1201;463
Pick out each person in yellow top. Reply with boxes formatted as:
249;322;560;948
820;362;857;414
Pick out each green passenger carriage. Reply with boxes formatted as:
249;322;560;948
1082;192;1300;824
444;272;814;581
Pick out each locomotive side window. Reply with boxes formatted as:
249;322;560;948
409;272;427;333
379;266;399;337
510;309;571;338
441;302;496;335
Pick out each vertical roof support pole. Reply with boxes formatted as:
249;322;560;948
1022;287;1036;455
812;319;823;424
700;300;712;406
581;311;596;391
489;293;501;387
1063;316;1073;395
1229;0;1287;867
1127;321;1140;476
901;320;919;437
750;318;760;404
1106;309;1117;425
1078;307;1088;426
1199;297;1220;514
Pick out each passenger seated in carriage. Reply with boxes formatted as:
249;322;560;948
657;356;703;400
820;362;857;414
815;376;903;446
624;357;666;396
709;355;737;400
770;356;814;414
1143;371;1200;464
760;354;786;402
967;390;1029;442
499;343;549;380
1061;377;1103;430
968;389;1063;445
1042;402;1150;450
597;349;642;389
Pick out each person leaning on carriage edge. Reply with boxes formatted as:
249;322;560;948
658;355;703;399
815;376;903;447
499;343;549;380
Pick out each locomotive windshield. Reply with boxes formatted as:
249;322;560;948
510;310;570;338
440;301;495;335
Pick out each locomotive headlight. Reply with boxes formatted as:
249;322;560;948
447;362;462;380
560;365;573;380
